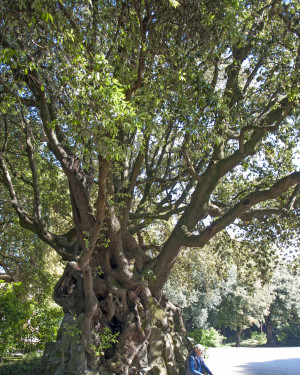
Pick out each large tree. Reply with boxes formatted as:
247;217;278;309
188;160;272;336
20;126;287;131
264;262;300;346
0;0;299;374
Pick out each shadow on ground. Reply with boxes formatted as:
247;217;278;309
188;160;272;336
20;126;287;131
238;358;300;375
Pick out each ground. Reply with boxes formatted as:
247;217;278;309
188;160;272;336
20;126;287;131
1;347;300;374
205;347;300;375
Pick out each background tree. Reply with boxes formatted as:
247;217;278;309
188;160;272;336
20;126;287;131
164;233;236;330
264;262;300;346
0;1;299;374
166;241;300;347
164;237;279;347
213;268;273;347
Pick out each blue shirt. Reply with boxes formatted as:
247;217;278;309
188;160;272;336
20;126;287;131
187;351;213;375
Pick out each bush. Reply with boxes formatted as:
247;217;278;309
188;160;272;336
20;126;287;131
0;281;63;355
277;323;300;346
239;331;267;346
251;331;267;345
188;327;225;347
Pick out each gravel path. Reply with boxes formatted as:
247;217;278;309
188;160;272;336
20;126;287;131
203;347;300;375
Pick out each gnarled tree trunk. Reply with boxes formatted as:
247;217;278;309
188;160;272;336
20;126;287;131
40;234;190;375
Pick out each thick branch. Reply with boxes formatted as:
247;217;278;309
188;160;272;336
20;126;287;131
239;207;289;221
78;157;110;268
150;170;300;292
22;69;95;232
243;57;264;95
122;150;145;227
181;172;300;248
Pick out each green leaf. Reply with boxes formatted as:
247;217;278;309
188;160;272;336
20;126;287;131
169;0;180;8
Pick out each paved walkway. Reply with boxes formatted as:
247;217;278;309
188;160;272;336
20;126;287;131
204;347;300;375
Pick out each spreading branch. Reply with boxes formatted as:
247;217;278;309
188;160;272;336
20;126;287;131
181;172;300;248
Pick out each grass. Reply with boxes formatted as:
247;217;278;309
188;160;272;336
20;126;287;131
0;352;42;375
221;332;268;347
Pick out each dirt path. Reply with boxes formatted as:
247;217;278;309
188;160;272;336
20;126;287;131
204;347;300;375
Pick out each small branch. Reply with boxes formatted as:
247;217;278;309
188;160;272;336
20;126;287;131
23;114;43;221
211;58;219;89
122;149;146;227
0;153;29;219
243;57;264;95
150;123;173;171
251;88;281;127
106;2;126;60
0;253;23;271
182;148;202;183
130;206;186;221
240;207;289;221
125;1;151;100
1;115;9;152
57;1;79;33
239;96;294;154
0;152;54;246
286;184;300;210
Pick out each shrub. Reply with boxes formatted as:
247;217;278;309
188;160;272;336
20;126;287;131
188;327;225;347
278;323;300;346
251;331;267;344
0;281;63;355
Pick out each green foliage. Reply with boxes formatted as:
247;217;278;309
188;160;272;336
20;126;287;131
250;331;267;346
92;327;119;357
264;263;300;343
277;323;300;346
169;0;180;8
62;318;81;343
238;331;267;347
272;264;300;321
164;234;276;331
188;328;225;348
0;281;63;355
214;273;273;333
94;265;104;278
165;235;300;347
141;269;157;282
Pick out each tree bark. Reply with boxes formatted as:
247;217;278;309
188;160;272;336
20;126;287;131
235;327;242;347
40;236;191;375
265;316;277;347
